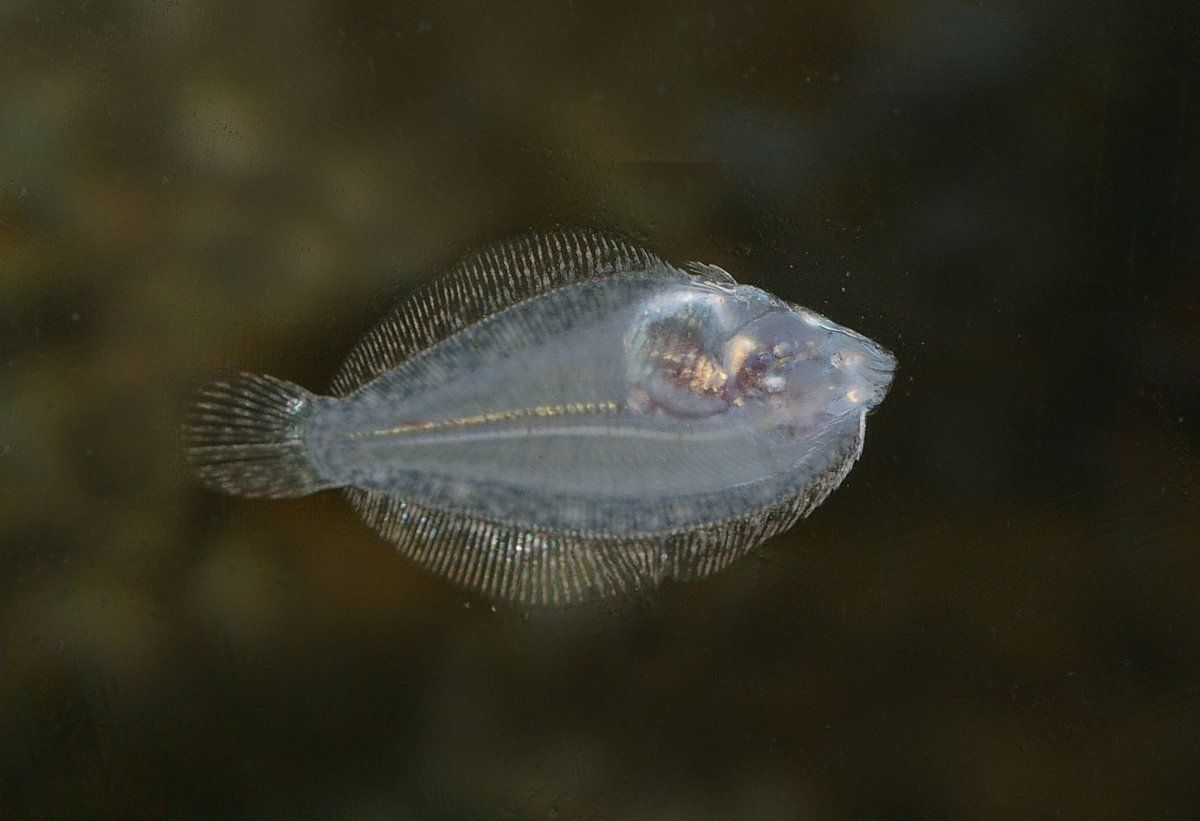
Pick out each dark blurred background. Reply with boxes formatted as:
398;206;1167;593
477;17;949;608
1;0;1198;817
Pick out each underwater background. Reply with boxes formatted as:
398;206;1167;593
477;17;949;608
2;1;1197;817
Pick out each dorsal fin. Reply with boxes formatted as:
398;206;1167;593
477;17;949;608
330;230;670;396
683;261;737;287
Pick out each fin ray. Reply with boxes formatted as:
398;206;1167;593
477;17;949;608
330;230;670;396
683;261;738;286
344;410;866;605
183;374;331;498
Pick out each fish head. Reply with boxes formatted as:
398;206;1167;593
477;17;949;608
723;306;895;417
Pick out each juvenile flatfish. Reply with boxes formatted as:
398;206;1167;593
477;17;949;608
185;231;896;604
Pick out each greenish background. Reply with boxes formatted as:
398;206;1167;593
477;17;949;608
2;1;1197;817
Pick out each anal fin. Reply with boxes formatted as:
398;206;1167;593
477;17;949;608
343;408;866;607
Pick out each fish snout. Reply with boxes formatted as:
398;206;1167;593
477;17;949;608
830;337;896;410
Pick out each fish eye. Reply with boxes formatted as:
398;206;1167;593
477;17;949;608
736;345;795;394
746;349;773;372
724;311;815;396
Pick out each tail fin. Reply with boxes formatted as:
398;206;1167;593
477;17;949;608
183;373;328;498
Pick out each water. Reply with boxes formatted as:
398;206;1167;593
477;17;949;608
1;1;1197;816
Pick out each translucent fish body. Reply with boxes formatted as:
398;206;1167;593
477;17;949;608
185;232;895;604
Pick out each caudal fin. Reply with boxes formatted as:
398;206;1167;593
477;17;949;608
183;373;328;498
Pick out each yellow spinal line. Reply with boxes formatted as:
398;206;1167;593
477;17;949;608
368;400;618;437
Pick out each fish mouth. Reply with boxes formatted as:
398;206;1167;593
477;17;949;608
859;346;896;410
830;329;896;399
866;344;897;399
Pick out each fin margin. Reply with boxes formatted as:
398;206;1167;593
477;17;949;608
343;411;866;606
330;230;671;396
184;373;329;499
